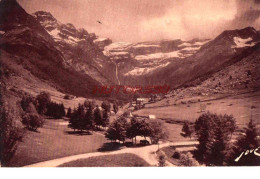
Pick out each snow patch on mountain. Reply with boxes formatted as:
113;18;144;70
47;28;82;45
181;46;201;51
105;42;132;51
124;62;170;76
135;51;183;61
178;42;192;47
94;38;108;42
232;37;255;48
132;44;160;48
48;28;61;40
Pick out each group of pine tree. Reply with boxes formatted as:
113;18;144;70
181;112;259;166
67;100;118;132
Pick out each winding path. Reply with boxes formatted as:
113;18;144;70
24;141;198;167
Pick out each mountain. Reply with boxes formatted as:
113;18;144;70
159;27;260;88
95;38;210;84
33;11;117;85
167;42;260;102
117;27;259;88
0;0;116;99
1;0;259;102
96;27;259;89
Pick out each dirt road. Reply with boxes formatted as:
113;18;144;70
24;141;198;167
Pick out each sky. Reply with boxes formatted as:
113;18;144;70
17;0;260;42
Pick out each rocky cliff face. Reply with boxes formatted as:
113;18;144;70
33;11;117;85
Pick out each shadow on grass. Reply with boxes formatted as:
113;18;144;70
98;141;151;152
98;142;124;152
64;130;92;136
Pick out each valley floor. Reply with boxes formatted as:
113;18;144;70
7;119;108;167
133;90;260;127
6;90;260;167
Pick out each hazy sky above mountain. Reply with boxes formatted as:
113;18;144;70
18;0;260;42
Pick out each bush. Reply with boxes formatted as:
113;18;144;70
64;94;70;99
158;155;166;167
0;107;24;166
178;153;198;166
20;95;35;111
181;121;193;138
22;113;44;131
172;151;181;159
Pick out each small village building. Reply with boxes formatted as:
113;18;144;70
136;98;145;105
148;115;156;119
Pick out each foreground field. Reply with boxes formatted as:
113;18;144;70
7;119;108;167
58;153;150;167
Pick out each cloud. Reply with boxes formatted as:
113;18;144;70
139;0;260;41
18;0;260;42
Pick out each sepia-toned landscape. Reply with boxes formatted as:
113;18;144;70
0;0;259;167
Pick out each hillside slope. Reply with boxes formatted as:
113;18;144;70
0;0;115;98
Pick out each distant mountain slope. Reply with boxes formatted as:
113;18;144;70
96;38;210;79
33;11;117;85
97;27;259;87
145;27;260;88
168;42;260;102
0;0;115;98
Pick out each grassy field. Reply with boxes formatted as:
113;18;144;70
58;153;150;167
131;91;260;143
133;91;260;126
7;119;108;167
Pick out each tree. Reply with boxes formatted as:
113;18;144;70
101;101;111;112
75;104;86;132
46;102;65;119
84;104;94;131
194;112;236;165
68;108;78;131
67;107;72;118
36;91;51;115
102;110;110;128
0;107;24;166
20;95;35;111
25;102;38;114
22;113;45;131
113;102;118;114
59;104;66;117
228;118;259;166
181;121;193;138
194;112;216;163
127;118;141;144
207;123;228;166
94;106;103;128
158;155;166;167
148;120;168;144
105;117;128;143
105;125;117;142
138;119;151;140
